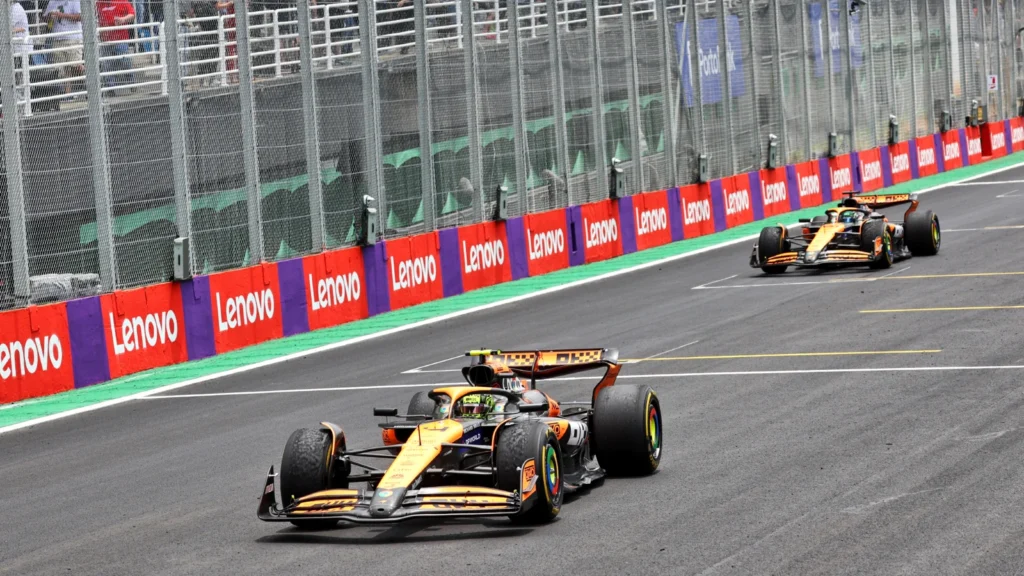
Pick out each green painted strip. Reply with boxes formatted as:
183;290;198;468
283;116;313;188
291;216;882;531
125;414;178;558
3;153;1022;428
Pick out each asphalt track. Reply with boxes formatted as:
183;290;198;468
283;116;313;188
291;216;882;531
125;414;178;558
4;168;1024;575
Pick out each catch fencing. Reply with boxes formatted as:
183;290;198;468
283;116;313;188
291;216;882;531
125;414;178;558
0;0;1019;309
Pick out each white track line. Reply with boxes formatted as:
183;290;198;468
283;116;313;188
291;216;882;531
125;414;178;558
142;365;1024;398
633;340;701;362
944;225;1024;232
692;275;738;290
3;159;1023;435
951;180;1024;185
995;189;1019;198
402;355;464;375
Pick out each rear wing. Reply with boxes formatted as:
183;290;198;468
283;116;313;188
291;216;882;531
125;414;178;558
463;348;621;403
840;192;920;219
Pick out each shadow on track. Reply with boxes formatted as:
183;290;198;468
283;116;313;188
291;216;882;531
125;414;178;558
256;520;532;545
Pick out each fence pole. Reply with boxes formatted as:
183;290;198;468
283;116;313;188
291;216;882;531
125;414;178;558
587;0;608;197
81;0;117;290
687;0;706;168
0;6;29;303
864;3;879;146
798;0;813;156
414;0;436;230
886;0;898;126
461;0;484;221
907;0;920;135
824;0;836;139
1012;0;1019;111
744;0;762;167
159;23;168;95
920;0;935;132
622;0;644;192
545;0;571;202
297;0;324;250
656;0;677;185
234;0;265;262
995;0;1005;119
507;4;528;210
163;0;193;269
978;0;990;117
359;0;385;234
960;0;971;123
772;0;788;161
840;0;855;151
716;0;735;175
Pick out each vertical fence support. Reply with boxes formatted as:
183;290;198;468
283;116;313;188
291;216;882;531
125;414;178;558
994;0;1005;119
622;0;644;192
81;0;117;290
687;0;706;167
297;0;324;250
233;0;265;262
655;0;677;185
978;0;990;117
414;0;436;230
886;0;898;127
0;7;29;302
359;0;385;234
920;0;935;132
864;3;879;146
745;0;762;166
772;0;789;161
840;0;855;151
824;0;836;138
799;0;814;156
164;0;193;269
716;0;736;175
461;0;484;220
587;0;608;197
545;0;571;201
507;4;528;209
908;0;920;135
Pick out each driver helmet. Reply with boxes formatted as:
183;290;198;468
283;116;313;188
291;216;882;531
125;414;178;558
457;393;505;418
840;211;861;224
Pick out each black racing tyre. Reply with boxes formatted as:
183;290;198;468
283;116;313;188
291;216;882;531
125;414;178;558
406;391;437;417
495;421;563;524
905;209;941;256
280;428;343;529
860;220;893;269
591;385;662;477
757;226;790;274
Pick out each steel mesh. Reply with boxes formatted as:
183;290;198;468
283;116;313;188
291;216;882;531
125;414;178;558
559;0;603;204
631;4;669;190
777;0;809;163
596;5;640;189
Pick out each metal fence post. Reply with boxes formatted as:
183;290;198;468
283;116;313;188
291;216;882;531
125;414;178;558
772;0;789;160
297;0;324;250
507;4;528;207
80;0;116;290
908;0;920;135
799;0;813;155
656;0;677;185
978;0;990;117
994;0;1005;119
716;0;736;175
824;0;836;137
414;0;436;231
687;0;706;162
622;0;644;192
233;0;264;262
745;0;762;166
920;0;935;132
1012;0;1019;110
461;0;484;221
0;7;28;302
587;0;608;197
359;0;384;232
864;3;878;146
840;0;855;151
163;0;193;269
886;0;898;124
545;0;571;201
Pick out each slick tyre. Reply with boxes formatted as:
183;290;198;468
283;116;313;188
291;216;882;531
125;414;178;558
280;428;344;529
495;421;563;524
406;391;437;417
758;226;790;274
905;210;941;256
861;220;893;269
592;385;662;477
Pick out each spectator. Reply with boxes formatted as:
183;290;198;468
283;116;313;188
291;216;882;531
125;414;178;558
11;0;29;60
215;0;237;82
97;0;136;89
189;0;219;83
43;0;83;96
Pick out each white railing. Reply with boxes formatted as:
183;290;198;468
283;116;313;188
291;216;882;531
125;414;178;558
7;0;676;116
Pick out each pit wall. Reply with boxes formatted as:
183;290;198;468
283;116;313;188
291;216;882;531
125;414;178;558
3;119;1022;404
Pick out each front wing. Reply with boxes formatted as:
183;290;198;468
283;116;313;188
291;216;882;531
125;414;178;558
749;244;882;269
257;467;521;524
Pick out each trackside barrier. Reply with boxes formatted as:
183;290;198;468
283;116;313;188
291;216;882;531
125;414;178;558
4;121;1024;405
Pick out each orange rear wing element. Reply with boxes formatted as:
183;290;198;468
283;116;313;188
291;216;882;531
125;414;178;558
840;192;920;220
465;348;621;403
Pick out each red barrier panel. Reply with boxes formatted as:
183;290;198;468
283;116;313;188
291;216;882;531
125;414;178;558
888;141;912;184
858;148;884;192
457;221;512;292
303;246;369;331
385;231;443;311
760;166;791;217
101;283;187;379
579;199;622;264
965;126;983;165
722;174;756;228
208;264;283;354
522;208;570;276
678;184;716;239
828;154;854;197
631;190;673;251
915;135;939;177
0;303;74;403
941;130;964;170
981;122;1007;158
1011;118;1024;152
793;160;824;209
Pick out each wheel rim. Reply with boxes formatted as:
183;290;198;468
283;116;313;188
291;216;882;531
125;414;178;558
543;444;560;498
931;218;941;249
647;402;662;460
884;233;892;263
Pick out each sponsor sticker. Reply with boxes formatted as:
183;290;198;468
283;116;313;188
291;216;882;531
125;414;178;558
101;283;188;379
208;264;284;354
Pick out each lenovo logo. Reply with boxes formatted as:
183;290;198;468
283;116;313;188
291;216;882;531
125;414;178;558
862;160;882;182
390;255;437;291
216;288;275;332
968;137;982;156
918;147;935;168
462;239;505;274
109;311;179;355
831;167;852;189
725;189;750;215
798;174;820;197
683;198;712;225
944;141;961;161
0;334;64;380
528;228;565;260
891;152;910;174
309;271;361;311
991;131;1006;151
635;207;668;235
584;217;618;249
762;181;787;205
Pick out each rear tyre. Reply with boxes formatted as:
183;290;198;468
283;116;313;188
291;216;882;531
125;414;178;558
591;385;662;477
757;226;790;274
406;391;437;417
861;220;893;269
280;428;344;529
495;422;563;524
905;210;941;256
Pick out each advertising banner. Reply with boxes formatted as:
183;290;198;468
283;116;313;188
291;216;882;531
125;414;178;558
0;303;74;403
914;135;939;178
981;121;1007;158
828;154;854;198
760;166;794;218
298;246;369;332
675;14;746;106
965;125;983;165
678;183;716;239
578;199;623;264
520;208;571;277
443;220;512;295
207;264;284;354
631;190;674;251
888;141;912;185
100;283;188;380
720;174;758;228
384;231;444;312
941;129;964;171
858;147;884;192
1011;118;1024;152
790;160;824;209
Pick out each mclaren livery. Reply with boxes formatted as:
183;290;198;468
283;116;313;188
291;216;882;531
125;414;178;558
257;348;662;527
750;193;941;273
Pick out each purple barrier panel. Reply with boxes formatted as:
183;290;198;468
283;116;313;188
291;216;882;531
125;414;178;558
817;158;833;202
935;133;945;173
881;144;893;188
506;216;530;281
438;227;463;298
666;187;684;241
959;128;970;166
276;257;310;337
617;195;638;255
181;276;216;361
1005;120;1013;154
361;243;390;317
66;296;111;388
568;206;585;267
909;139;920;179
747;171;765;221
851;151;861;192
710;180;727;233
785;165;801;212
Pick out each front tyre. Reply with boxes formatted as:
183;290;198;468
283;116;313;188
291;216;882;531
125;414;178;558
757;226;790;274
591;385;662;476
495;422;564;524
905;210;941;256
861;220;893;269
280;428;345;529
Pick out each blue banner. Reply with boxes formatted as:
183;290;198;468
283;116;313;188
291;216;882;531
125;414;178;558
675;15;746;107
810;1;864;77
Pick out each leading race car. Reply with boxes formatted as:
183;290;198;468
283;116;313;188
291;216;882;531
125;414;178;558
749;193;941;274
257;348;662;527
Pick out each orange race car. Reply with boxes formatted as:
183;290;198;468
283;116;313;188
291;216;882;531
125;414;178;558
749;192;941;274
257;348;661;527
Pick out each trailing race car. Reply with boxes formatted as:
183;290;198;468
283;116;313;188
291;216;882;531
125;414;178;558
257;348;662;527
749;192;940;274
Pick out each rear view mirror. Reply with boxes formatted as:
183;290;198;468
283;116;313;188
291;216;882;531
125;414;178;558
373;407;399;417
518;402;549;413
799;218;811;223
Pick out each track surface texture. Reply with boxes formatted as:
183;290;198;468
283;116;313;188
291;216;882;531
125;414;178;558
4;170;1024;575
